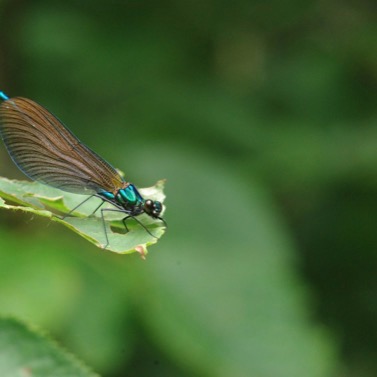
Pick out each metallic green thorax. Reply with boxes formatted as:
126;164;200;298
98;184;162;219
99;184;145;213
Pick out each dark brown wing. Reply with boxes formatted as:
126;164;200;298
0;97;124;194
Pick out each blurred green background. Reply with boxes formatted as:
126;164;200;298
0;0;376;376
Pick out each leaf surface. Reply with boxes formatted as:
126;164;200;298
0;177;166;255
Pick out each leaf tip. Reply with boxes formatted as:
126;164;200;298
135;245;147;260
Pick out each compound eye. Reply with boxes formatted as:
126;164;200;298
153;201;162;216
145;199;154;210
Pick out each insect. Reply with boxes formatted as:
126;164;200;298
0;91;166;248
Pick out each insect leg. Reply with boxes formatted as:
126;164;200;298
100;207;110;249
60;194;96;219
100;208;130;248
156;216;168;228
99;208;160;247
122;215;158;239
89;200;105;217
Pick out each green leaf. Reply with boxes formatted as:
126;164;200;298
0;177;166;255
0;317;98;377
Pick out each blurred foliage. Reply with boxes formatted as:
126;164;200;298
0;0;376;376
0;318;97;377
